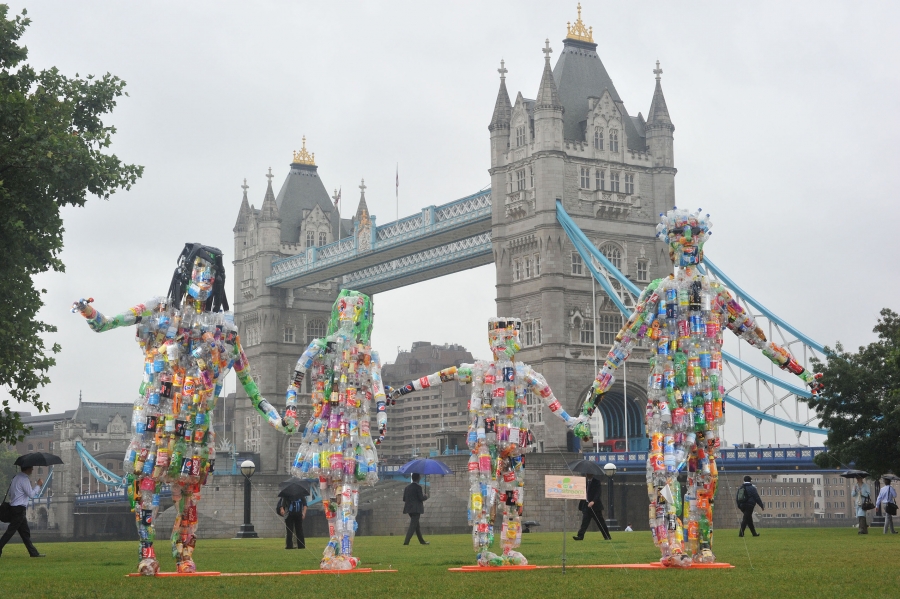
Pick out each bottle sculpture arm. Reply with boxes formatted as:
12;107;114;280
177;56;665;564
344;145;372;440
387;365;464;402
72;297;162;332
583;279;664;418
712;284;824;394
521;364;591;440
232;335;298;434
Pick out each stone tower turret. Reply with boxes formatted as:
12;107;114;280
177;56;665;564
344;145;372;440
645;60;676;217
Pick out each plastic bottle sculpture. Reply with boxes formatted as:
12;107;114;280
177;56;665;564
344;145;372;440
72;243;299;576
288;290;386;570
581;208;823;567
389;317;591;567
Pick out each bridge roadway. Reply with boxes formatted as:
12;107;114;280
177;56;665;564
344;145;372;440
266;189;492;294
70;447;827;507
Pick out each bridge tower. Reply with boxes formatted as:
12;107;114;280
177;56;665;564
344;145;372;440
232;140;358;473
490;6;676;451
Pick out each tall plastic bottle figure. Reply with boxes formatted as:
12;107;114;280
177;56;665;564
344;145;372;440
582;209;823;567
389;317;591;567
73;244;299;576
288;290;387;570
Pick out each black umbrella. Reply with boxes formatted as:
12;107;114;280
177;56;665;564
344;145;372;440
278;479;312;499
14;452;64;468
881;474;900;482
566;459;605;476
839;469;869;479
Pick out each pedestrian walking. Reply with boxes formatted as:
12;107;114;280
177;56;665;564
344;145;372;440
277;494;307;549
402;473;429;545
875;478;898;535
736;475;764;537
573;473;611;541
0;466;45;558
852;475;873;534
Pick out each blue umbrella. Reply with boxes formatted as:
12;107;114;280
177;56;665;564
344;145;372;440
398;458;453;475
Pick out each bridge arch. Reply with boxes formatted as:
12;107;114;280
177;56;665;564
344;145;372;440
576;381;646;447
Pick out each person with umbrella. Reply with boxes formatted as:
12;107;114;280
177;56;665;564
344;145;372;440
572;468;611;541
851;474;873;534
402;473;429;545
277;480;309;549
0;461;45;558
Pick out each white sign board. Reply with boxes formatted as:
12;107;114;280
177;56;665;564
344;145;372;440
544;475;586;500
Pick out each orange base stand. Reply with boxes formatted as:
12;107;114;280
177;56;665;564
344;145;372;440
450;565;539;572
571;563;734;569
126;571;221;577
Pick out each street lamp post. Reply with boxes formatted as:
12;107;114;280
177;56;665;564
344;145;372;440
603;462;620;532
234;459;258;538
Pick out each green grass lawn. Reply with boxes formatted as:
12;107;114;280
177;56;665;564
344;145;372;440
0;527;894;599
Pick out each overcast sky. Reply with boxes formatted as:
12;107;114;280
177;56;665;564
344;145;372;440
4;1;898;447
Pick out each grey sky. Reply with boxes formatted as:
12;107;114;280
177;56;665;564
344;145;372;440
4;2;898;446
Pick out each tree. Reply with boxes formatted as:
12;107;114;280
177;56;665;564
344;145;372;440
807;308;900;477
0;6;143;444
0;443;17;492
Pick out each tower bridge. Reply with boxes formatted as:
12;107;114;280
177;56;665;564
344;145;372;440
233;5;824;473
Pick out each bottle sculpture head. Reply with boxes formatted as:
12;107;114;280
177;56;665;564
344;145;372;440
327;289;374;344
488;317;522;361
656;208;713;267
167;243;229;312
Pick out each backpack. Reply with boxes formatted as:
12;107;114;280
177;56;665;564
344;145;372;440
736;485;748;508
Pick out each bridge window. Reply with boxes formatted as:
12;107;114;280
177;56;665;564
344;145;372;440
94;442;100;452
580;167;590;189
529;167;534;188
107;462;113;470
596;169;605;191
28;443;33;451
526;389;543;424
610;171;620;193
513;259;521;281
625;173;634;194
637;259;648;282
246;261;255;281
306;231;315;248
516;125;526;147
524;320;541;347
594;128;603;150
283;325;295;344
38;442;43;449
516;169;526;191
600;244;622;270
534;253;541;276
579;319;594;345
571;253;583;276
609;129;619;153
524;257;532;279
307;319;327;344
318;232;327;246
598;313;622;345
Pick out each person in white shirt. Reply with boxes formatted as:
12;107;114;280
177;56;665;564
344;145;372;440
0;466;44;558
624;524;634;532
875;478;898;535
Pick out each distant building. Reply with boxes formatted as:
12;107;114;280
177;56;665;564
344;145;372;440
380;342;475;459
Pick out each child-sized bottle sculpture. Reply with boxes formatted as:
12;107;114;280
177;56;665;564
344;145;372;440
288;290;386;570
581;208;823;567
73;244;299;576
389;317;592;567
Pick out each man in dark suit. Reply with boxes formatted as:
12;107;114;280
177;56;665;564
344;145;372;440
573;473;611;541
737;475;764;537
402;473;429;545
277;493;307;549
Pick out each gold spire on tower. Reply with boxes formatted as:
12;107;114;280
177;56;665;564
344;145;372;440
565;3;594;43
292;136;316;165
